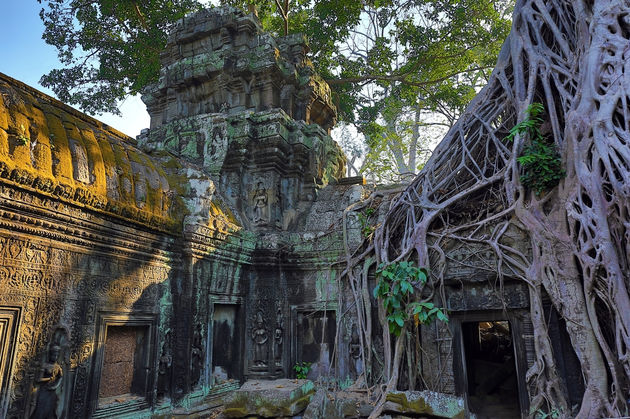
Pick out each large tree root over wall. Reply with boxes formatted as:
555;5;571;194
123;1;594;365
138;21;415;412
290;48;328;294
342;0;630;417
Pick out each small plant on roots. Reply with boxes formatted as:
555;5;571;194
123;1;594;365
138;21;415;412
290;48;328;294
373;261;448;337
357;207;376;238
533;407;561;419
293;361;311;379
506;103;565;195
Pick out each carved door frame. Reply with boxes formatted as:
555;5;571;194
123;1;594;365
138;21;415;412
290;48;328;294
89;311;158;416
450;309;529;418
0;306;21;419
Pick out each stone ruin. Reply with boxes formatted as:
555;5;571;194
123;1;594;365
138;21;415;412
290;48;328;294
0;6;582;419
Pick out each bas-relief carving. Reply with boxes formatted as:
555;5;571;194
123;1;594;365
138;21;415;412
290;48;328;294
67;325;95;416
0;234;170;302
252;182;269;226
273;304;283;367
349;327;362;378
28;327;70;419
247;178;293;230
157;331;172;399
251;310;269;368
190;324;204;388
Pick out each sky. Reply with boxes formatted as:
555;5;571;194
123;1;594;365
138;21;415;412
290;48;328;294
0;1;150;137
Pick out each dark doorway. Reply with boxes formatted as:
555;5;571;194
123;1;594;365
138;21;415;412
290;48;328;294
296;310;336;378
462;321;520;419
212;304;241;385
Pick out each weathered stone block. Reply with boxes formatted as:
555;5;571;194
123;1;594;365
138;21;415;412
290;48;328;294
303;388;373;419
223;379;315;417
383;390;467;418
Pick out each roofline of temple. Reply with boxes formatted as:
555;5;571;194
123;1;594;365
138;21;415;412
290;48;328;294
0;72;136;144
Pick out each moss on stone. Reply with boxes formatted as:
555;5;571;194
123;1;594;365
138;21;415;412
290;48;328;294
0;73;183;232
385;391;467;419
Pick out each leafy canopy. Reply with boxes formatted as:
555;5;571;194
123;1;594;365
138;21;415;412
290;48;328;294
38;0;200;115
38;0;511;180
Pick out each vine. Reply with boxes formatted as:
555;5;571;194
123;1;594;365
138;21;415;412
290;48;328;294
373;261;448;336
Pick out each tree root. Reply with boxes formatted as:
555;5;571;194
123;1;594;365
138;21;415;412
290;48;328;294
338;0;630;417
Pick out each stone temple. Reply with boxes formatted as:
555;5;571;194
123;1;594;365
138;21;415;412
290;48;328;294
0;6;583;419
0;6;364;418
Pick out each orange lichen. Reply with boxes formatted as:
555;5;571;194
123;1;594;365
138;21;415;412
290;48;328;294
0;73;178;231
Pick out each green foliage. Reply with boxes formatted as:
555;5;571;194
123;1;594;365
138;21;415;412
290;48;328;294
373;261;447;337
357;207;376;238
38;0;200;115
293;361;311;379
518;142;565;195
506;103;565;195
336;376;354;390
532;408;561;419
38;1;510;154
505;103;545;142
341;0;512;180
411;301;449;325
16;124;29;146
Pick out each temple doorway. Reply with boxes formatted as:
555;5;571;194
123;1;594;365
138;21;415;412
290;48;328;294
462;320;520;418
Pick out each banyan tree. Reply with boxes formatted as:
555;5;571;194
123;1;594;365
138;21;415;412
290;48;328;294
343;0;630;417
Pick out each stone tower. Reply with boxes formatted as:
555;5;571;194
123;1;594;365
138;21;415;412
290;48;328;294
139;6;346;232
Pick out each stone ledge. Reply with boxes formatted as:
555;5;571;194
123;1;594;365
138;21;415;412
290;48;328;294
383;390;467;419
223;379;315;418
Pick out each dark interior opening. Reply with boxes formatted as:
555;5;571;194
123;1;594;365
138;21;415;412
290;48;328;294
212;304;241;384
297;311;336;378
463;321;520;419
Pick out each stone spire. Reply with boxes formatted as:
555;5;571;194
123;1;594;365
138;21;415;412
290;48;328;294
139;6;346;232
142;6;336;132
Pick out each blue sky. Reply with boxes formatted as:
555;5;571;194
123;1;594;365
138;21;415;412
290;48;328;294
0;1;149;137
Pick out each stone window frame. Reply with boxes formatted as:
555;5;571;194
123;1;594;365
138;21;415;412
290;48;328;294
89;311;158;416
0;306;21;419
449;309;530;418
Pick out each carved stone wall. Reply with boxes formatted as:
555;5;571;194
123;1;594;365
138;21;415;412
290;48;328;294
0;5;546;418
0;64;249;417
0;5;363;418
0;203;173;417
